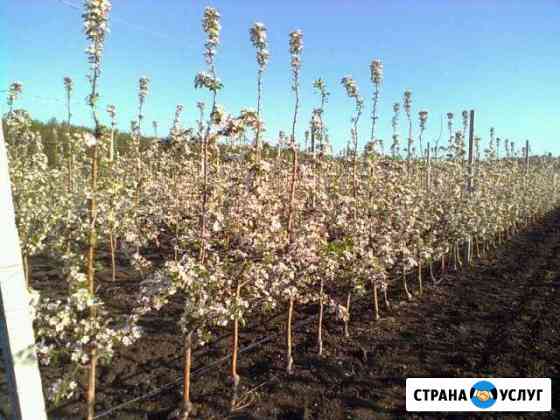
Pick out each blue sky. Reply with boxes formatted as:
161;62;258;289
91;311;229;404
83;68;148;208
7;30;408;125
1;0;559;155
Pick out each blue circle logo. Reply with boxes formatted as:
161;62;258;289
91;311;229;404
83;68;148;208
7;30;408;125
470;380;498;409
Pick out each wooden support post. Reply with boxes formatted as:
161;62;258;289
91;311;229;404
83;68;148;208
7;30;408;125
0;119;48;420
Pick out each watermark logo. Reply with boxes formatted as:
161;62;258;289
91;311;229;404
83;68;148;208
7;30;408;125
469;380;497;409
406;378;551;412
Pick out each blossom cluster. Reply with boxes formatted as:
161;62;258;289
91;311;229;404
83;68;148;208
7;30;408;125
250;22;270;70
202;6;221;65
370;59;383;85
289;30;303;70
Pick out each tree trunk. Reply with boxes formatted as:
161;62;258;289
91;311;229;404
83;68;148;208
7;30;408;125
318;278;324;356
417;261;423;296
86;142;98;420
287;296;295;374
402;270;412;301
456;242;463;268
231;282;241;409
429;261;436;284
383;286;390;309
109;230;116;282
452;244;458;271
182;331;193;419
475;237;480;259
344;292;351;337
372;280;380;321
87;346;97;420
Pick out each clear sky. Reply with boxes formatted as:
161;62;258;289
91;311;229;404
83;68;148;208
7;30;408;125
1;0;559;155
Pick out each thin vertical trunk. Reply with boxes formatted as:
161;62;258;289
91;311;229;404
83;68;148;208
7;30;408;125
318;278;324;356
255;69;263;163
452;244;458;271
286;296;294;374
109;124;115;162
407;115;412;166
372;280;380;321
86;142;98;420
87;346;97;420
311;127;317;210
426;142;431;191
456;242;463;268
231;282;241;408
402;270;412;301
475;237;480;259
417;260;423;296
200;134;209;263
173;171;180;261
287;143;298;243
109;230;116;282
383;286;390;309
344;292;351;338
287;63;300;244
429;261;436;284
182;331;193;419
370;85;379;150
